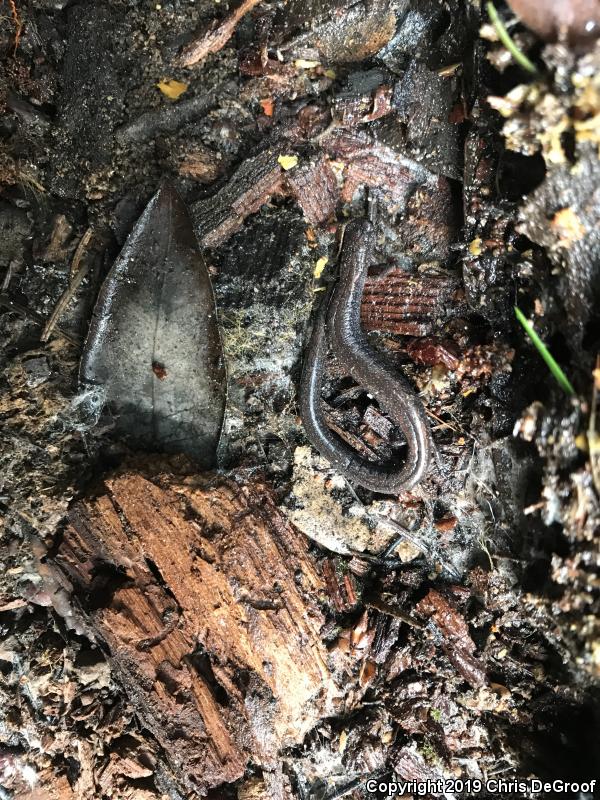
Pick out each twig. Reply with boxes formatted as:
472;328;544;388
0;294;80;346
40;263;90;342
176;0;261;67
371;513;430;557
373;512;462;581
116;88;221;144
8;0;22;55
425;407;463;436
41;228;94;342
1;263;13;292
380;522;420;558
323;776;370;799
70;226;94;278
365;595;425;630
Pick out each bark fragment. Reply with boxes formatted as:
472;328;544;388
275;0;397;64
416;589;487;688
284;155;338;225
361;271;460;336
176;0;262;67
193;149;343;245
193;149;287;247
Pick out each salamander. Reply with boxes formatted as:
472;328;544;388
299;219;431;493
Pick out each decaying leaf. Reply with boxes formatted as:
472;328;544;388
79;184;226;467
277;154;298;170
156;79;188;100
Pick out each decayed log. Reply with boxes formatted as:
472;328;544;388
54;470;346;796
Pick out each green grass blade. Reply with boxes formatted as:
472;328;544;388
514;306;575;396
486;1;538;75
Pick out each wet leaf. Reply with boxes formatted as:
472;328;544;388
80;184;226;467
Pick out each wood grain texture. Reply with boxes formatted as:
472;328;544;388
361;271;460;336
55;471;344;796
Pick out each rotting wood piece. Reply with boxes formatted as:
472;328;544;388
320;131;435;206
54;471;345;796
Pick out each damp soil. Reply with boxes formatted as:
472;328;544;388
1;1;599;798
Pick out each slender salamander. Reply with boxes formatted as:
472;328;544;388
299;219;431;493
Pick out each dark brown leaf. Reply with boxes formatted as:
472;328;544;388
79;184;225;467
